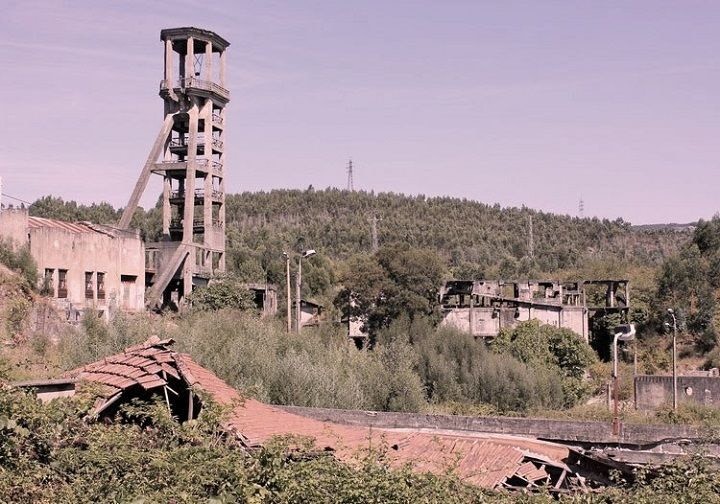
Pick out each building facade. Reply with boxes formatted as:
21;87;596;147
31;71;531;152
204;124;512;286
0;209;145;318
439;279;630;342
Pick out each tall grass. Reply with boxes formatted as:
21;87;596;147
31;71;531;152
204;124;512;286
56;310;576;414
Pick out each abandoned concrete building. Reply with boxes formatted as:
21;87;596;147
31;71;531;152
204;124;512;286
244;283;278;317
439;279;630;341
120;27;230;310
0;209;145;318
0;28;230;315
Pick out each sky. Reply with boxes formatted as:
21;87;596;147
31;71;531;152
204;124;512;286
0;1;719;224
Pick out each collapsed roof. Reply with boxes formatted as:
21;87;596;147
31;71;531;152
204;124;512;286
59;337;585;491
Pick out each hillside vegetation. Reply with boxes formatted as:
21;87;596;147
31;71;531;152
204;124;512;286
29;189;688;282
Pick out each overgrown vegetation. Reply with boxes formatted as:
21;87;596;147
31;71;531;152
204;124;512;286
1;385;720;503
187;276;257;312
51;312;595;415
0;239;37;288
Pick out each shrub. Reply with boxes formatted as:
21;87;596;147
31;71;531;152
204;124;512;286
186;277;256;311
0;239;38;288
491;320;598;407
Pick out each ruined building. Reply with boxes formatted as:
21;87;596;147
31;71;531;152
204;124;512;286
0;209;145;317
120;27;230;309
439;279;630;341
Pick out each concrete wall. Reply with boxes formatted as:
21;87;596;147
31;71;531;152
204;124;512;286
29;226;145;316
0;209;29;246
635;375;720;410
278;405;708;447
441;304;587;340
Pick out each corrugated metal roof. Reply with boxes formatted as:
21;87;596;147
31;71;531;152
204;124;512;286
27;216;95;234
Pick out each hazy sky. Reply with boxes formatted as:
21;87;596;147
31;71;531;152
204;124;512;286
1;1;718;224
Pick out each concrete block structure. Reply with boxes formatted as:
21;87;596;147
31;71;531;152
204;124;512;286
120;27;230;309
0;209;145;318
439;279;630;341
635;374;720;410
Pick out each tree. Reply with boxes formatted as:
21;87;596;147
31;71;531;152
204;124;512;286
491;320;597;407
337;244;446;335
187;277;256;312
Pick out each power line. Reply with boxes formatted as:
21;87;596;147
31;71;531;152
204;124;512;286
1;192;33;206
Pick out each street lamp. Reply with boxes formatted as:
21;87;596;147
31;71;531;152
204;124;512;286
295;249;316;333
612;323;636;435
664;309;678;411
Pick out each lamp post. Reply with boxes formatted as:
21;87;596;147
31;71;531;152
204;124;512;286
283;252;291;333
295;249;316;333
666;309;678;411
612;323;636;436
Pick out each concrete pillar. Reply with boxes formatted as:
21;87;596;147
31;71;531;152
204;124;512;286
186;37;194;80
182;254;193;299
220;50;226;87
164;39;173;84
204;41;213;81
468;295;474;336
183;101;198;242
162;176;171;236
202;102;213;247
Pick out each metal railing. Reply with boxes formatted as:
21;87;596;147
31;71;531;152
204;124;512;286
170;218;207;229
212;138;224;150
212;113;224;125
170;189;208;199
159;78;230;100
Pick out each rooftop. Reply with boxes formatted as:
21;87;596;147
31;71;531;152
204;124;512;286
28;216;140;239
59;337;579;490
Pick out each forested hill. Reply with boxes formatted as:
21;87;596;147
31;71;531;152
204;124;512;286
224;189;687;278
28;189;688;280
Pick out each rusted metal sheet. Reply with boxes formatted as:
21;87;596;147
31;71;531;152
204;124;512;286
27;216;94;234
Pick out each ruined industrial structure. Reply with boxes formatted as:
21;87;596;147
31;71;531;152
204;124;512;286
120;27;230;309
0;27;230;316
0;209;146;318
439;279;630;341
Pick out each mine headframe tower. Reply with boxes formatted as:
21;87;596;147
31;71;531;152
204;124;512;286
119;27;230;309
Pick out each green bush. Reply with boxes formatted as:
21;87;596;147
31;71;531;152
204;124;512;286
492;320;598;407
0;239;38;288
2;384;720;502
3;297;31;340
186;276;257;312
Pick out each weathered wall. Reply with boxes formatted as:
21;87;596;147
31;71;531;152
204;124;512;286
441;304;587;340
278;405;708;447
635;375;720;410
29;227;145;315
0;209;29;247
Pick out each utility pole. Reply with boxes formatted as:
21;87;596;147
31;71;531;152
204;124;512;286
371;214;379;252
668;309;678;411
579;198;585;218
528;215;534;259
295;260;301;333
346;159;354;191
295;249;317;333
283;252;291;333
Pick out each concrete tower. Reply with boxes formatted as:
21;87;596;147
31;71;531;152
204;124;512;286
120;27;230;309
